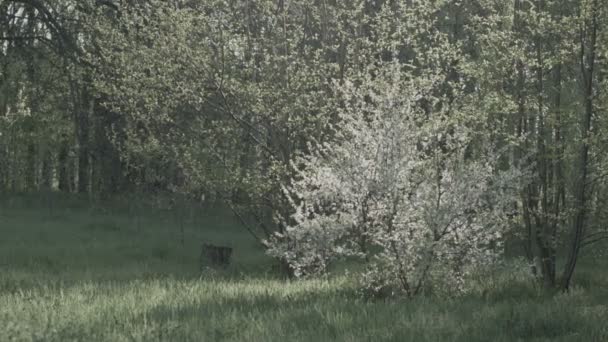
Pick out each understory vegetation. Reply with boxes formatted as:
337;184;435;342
1;195;607;341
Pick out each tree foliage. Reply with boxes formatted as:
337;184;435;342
0;0;606;294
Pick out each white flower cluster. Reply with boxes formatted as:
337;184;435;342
268;63;521;297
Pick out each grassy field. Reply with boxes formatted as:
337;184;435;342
0;194;607;341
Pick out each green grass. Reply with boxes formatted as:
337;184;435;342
1;193;607;341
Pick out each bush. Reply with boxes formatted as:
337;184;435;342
269;64;522;298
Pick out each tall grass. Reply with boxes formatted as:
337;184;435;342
0;193;606;341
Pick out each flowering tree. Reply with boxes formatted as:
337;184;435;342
268;62;522;297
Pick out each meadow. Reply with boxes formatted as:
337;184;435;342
0;194;607;342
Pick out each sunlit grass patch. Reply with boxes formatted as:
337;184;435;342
0;197;607;341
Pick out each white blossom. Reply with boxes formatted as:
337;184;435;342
268;61;522;297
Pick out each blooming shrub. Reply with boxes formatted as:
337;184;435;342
268;64;521;297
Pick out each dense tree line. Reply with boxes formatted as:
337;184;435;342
0;0;606;293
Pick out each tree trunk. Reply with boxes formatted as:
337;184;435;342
533;0;555;288
550;62;563;286
40;148;53;190
57;140;71;192
77;96;93;194
561;0;597;290
25;142;36;191
0;148;6;192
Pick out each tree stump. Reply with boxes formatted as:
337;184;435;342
200;243;233;269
